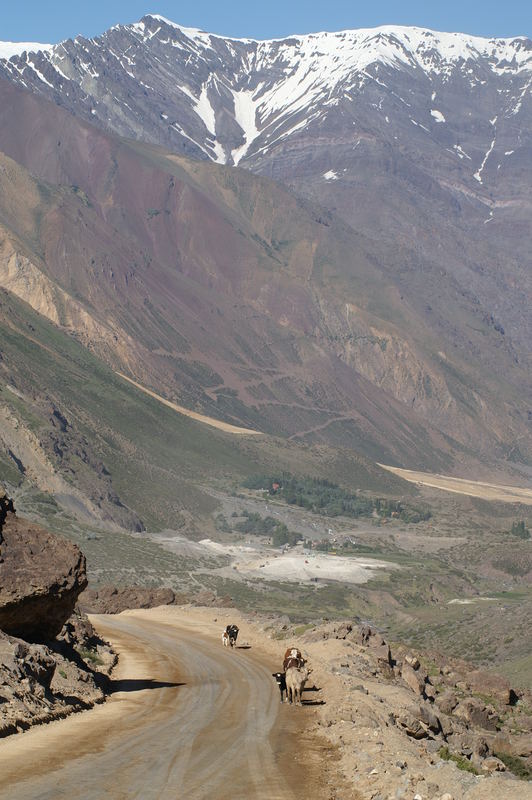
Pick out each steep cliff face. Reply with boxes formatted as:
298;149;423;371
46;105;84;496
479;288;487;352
0;489;14;531
0;235;119;351
0;618;115;738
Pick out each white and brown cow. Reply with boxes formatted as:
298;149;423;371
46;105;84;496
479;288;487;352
222;624;239;648
282;646;304;672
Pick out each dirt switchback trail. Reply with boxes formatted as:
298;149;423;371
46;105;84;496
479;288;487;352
0;611;325;800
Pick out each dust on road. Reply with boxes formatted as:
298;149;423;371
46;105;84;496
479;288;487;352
0;609;329;800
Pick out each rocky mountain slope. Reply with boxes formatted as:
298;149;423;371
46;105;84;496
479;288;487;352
0;74;530;482
1;16;528;172
0;281;409;531
298;617;532;798
0;17;530;479
1;16;530;364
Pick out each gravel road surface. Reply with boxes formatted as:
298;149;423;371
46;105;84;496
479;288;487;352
0;611;321;799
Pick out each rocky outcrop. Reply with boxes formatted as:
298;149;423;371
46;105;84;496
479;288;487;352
467;670;519;707
0;611;115;738
79;585;181;614
0;490;115;738
296;618;532;784
0;496;87;641
0;488;14;533
79;585;234;614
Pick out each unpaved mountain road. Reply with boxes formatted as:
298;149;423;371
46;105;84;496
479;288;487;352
116;371;262;435
379;464;532;506
0;611;329;800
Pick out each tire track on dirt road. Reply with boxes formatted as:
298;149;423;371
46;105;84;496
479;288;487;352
0;611;325;800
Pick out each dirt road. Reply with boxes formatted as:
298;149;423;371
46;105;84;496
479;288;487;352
0;611;323;800
379;464;532;506
116;371;262;435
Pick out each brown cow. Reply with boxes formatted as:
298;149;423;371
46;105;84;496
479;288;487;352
282;647;304;672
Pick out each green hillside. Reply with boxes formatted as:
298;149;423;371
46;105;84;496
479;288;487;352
0;290;410;531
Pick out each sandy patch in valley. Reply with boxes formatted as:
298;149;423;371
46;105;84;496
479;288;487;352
199;539;394;585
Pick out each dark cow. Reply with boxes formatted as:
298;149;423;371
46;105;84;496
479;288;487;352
272;671;287;702
222;624;239;648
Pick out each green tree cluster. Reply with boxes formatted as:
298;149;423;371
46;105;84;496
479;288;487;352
233;510;300;547
243;472;431;523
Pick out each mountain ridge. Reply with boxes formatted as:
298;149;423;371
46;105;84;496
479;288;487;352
0;41;52;60
0;15;530;169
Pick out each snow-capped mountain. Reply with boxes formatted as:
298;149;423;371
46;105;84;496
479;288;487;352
0;41;51;60
0;15;530;171
0;15;531;379
0;16;531;471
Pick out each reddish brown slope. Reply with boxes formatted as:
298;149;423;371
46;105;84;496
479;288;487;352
0;78;528;470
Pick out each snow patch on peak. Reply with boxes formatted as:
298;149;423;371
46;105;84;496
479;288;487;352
231;89;261;165
143;14;213;44
0;41;52;60
453;144;471;160
474;135;497;183
193;83;225;162
431;109;445;122
323;170;339;181
131;17;532;77
194;84;216;134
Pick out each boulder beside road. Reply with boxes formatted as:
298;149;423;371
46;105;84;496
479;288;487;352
0;488;115;739
0;498;87;641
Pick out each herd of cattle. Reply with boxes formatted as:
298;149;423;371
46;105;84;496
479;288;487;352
222;626;311;706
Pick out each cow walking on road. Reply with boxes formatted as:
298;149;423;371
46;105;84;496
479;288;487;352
222;624;239;648
285;666;310;706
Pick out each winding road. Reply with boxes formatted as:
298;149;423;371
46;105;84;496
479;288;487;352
0;611;323;800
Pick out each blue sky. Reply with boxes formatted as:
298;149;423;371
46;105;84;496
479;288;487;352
2;1;531;43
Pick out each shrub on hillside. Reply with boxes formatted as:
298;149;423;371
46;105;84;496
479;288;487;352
510;520;530;539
